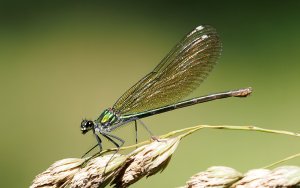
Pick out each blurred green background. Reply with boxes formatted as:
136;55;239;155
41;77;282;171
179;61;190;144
1;1;300;187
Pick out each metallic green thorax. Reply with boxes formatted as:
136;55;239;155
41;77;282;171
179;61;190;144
96;108;119;127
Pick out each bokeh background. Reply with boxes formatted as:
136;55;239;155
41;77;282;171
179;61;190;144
1;1;300;187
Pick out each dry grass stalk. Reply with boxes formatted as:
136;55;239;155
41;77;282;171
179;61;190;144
31;137;180;188
31;124;300;188
181;166;300;188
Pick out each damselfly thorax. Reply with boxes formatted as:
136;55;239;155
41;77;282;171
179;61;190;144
96;108;121;127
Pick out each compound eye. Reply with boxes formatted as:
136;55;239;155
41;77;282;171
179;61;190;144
81;120;87;128
87;121;94;127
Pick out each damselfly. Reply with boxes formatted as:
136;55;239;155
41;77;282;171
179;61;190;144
81;25;252;156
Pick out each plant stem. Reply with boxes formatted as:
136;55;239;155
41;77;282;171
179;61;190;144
178;125;300;139
97;124;300;155
263;152;300;169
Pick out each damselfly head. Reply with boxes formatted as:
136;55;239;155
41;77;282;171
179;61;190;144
81;119;94;134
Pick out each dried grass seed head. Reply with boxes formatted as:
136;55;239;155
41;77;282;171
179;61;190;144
111;137;181;188
30;158;85;188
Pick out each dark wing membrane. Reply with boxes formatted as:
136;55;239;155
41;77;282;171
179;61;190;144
113;25;222;115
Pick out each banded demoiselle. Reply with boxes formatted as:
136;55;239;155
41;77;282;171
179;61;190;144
80;25;252;156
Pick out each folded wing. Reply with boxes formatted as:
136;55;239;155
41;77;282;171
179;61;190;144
113;25;222;115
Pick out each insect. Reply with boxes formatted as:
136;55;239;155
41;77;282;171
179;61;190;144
81;25;252;156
